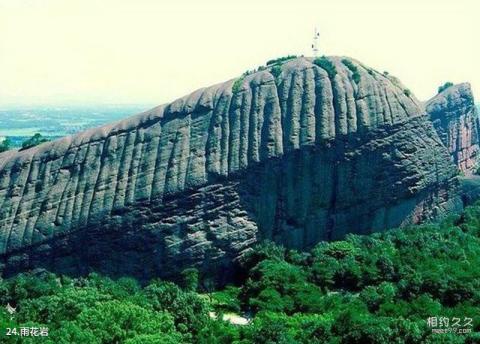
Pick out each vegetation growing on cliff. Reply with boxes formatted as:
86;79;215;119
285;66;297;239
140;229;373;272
438;82;454;94
266;55;297;66
232;77;245;94
1;204;480;343
341;59;361;84
19;133;49;151
270;65;282;80
314;56;337;79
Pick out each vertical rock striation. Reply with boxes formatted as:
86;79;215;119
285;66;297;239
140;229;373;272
426;83;479;174
0;57;461;280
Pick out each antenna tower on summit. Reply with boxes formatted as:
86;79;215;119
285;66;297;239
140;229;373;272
312;28;320;57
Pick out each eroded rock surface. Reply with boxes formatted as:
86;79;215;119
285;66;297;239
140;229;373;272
426;83;479;174
0;57;461;280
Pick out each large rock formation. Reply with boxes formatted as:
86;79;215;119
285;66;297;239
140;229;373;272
426;83;479;174
0;57;461;281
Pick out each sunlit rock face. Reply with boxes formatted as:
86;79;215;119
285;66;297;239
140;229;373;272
426;83;479;175
0;57;461;281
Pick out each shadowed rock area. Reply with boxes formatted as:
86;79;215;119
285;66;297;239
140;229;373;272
0;57;463;280
426;83;479;175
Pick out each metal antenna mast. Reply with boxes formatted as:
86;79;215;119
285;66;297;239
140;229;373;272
312;27;320;57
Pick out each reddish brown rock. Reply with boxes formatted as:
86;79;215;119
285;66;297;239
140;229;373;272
426;83;479;175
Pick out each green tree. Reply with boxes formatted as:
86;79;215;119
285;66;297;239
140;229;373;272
20;133;49;150
0;137;12;153
180;268;199;292
245;312;296;344
75;300;180;343
143;281;209;335
196;319;240;344
211;286;241;313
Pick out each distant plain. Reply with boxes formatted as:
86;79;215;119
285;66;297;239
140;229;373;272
0;104;151;147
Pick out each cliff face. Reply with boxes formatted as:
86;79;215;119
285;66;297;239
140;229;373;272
426;83;479;174
0;57;461;280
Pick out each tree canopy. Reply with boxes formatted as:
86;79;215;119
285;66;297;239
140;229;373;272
0;138;12;153
20;133;49;151
1;203;480;343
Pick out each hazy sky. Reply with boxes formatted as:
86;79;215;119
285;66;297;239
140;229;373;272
0;0;478;106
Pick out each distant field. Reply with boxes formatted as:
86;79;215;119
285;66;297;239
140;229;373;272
0;104;152;147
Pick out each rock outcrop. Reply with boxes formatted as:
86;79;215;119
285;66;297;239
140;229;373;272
426;83;479;174
0;57;461;281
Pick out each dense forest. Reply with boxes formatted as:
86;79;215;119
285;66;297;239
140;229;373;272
1;204;480;343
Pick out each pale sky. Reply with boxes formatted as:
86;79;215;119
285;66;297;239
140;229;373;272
0;0;478;106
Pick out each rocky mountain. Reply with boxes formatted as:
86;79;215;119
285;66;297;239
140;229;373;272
0;57;463;281
426;83;479;174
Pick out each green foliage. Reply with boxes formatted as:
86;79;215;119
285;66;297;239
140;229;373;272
438;82;454;94
211;286;241;313
270;65;282;80
0;137;12;153
342;58;361;84
233;62;276;93
265;55;297;66
0;274;202;343
143;281;210;336
313;56;337;79
237;204;480;341
196;319;240;344
404;89;412;97
180;268;199;292
232;77;245;94
74;300;179;343
20;133;49;150
233;55;296;92
2;203;480;342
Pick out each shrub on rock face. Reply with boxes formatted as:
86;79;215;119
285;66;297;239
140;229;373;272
20;133;49;150
314;56;337;79
438;82;454;94
232;77;244;94
342;59;361;84
265;55;297;66
270;65;282;79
